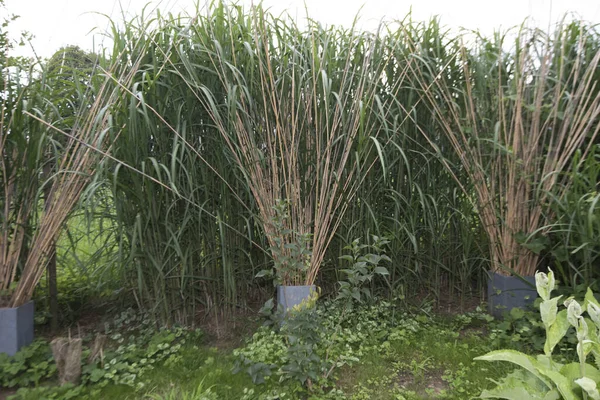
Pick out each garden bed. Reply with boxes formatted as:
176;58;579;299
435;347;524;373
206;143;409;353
0;299;525;400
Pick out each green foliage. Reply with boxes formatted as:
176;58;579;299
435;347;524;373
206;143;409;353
233;301;363;390
235;298;328;389
146;379;218;400
322;302;510;399
234;292;507;397
33;202;121;325
1;51;55;301
280;306;327;387
233;328;288;384
547;146;600;288
0;297;520;399
2;0;600;331
0;340;56;388
337;236;391;305
244;231;401;390
0;0;32;74
87;1;493;321
257;199;312;286
475;269;600;399
81;309;203;389
6;309;203;400
6;1;593;325
9;384;84;400
489;307;549;353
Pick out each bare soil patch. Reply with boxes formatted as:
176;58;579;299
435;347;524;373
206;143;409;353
397;369;450;398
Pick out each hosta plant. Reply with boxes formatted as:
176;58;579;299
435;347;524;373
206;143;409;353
475;269;600;399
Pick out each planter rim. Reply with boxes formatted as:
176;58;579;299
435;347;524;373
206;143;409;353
277;284;315;288
487;270;535;277
0;300;34;310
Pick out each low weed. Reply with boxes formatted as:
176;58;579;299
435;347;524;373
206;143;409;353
0;340;56;388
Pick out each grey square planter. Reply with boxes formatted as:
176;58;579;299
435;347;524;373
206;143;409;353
277;285;316;314
0;301;35;356
487;271;536;318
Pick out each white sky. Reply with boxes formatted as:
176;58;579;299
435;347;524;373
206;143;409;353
5;0;600;59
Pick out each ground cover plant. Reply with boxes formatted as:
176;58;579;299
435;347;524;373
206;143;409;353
1;0;600;399
411;22;600;278
1;296;514;400
2;272;600;399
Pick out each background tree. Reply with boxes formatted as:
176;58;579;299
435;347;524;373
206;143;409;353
39;45;98;331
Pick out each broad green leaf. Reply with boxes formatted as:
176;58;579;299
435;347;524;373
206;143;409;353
540;297;561;329
523;240;548;255
542;389;562;400
510;307;526;320
536;355;563;372
474;350;552;388
585;288;600;313
575;377;600;400
547;269;556;293
576;318;589;342
544;310;570;356
588;330;600;368
479;369;548;400
560;362;600;383
588;301;600;328
539;369;578;400
480;386;545;399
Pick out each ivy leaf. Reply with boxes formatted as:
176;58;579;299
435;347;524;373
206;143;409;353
516;232;549;255
510;307;525;320
89;368;106;383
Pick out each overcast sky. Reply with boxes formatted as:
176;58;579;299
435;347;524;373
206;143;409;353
5;0;600;59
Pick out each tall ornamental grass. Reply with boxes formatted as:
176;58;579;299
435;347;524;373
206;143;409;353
176;5;417;286
1;28;149;307
412;22;600;277
99;4;475;320
43;3;600;321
